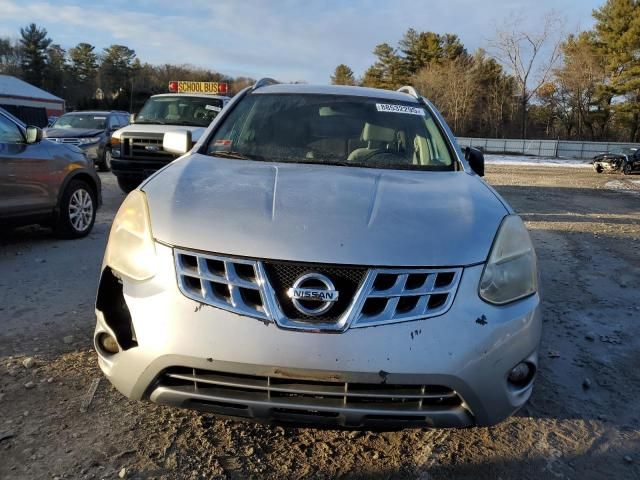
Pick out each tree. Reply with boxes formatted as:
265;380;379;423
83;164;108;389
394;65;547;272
593;0;640;141
553;32;610;140
0;38;22;76
100;45;137;98
331;64;355;85
44;44;67;98
19;23;51;87
68;43;98;83
399;29;466;74
489;13;564;139
363;43;406;89
414;56;478;134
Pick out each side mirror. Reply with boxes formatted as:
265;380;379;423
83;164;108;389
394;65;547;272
163;130;193;155
465;147;484;177
129;113;136;123
26;126;43;144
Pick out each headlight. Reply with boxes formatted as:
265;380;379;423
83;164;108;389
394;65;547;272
479;215;537;305
104;190;157;281
78;136;101;144
111;137;121;157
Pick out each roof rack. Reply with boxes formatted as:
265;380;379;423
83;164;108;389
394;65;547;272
397;86;420;99
252;78;279;90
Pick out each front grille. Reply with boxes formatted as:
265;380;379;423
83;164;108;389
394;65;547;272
150;366;470;427
262;261;367;322
353;268;461;327
173;248;462;331
175;250;268;320
121;135;176;161
49;137;81;145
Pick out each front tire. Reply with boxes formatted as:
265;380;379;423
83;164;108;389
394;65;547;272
594;164;603;173
98;149;112;172
54;179;97;238
117;177;140;193
623;163;632;175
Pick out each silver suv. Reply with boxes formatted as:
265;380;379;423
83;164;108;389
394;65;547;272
94;80;540;428
0;108;101;237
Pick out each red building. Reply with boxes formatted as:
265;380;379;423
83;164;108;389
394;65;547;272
0;74;65;126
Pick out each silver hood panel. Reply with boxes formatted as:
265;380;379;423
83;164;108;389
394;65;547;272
144;154;508;266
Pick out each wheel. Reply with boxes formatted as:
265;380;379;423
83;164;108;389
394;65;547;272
98;149;112;172
117;177;140;193
623;163;632;175
54;179;96;238
594;165;603;173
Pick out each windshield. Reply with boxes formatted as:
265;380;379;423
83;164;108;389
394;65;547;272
610;147;637;155
52;114;106;130
206;93;455;170
136;95;224;127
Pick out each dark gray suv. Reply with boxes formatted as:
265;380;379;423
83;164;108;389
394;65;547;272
44;110;129;172
0;108;101;238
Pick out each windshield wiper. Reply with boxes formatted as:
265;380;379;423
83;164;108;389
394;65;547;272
211;151;265;161
134;120;166;125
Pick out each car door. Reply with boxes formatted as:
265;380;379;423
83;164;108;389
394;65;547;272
0;114;56;217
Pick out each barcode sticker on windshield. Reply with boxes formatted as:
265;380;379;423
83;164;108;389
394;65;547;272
205;105;222;112
376;104;425;115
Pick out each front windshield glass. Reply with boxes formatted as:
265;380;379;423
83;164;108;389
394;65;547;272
136;95;224;127
206;93;455;170
52;114;106;130
610;147;636;155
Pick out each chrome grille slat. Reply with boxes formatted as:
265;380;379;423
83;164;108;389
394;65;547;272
165;371;457;400
174;248;462;330
175;250;267;319
160;368;463;413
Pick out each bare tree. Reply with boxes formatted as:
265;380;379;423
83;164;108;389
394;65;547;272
414;57;478;134
488;12;564;139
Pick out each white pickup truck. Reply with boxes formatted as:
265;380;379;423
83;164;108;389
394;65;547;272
111;83;230;192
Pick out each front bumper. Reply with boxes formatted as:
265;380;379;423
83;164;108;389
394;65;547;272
110;158;172;181
95;243;541;428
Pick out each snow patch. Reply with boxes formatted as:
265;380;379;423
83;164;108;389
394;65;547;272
485;154;591;168
604;180;640;195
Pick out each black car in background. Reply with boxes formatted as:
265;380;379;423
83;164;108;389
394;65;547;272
593;146;640;175
44;111;129;171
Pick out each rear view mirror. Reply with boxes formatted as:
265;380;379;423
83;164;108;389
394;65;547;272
163;130;193;155
26;126;43;144
465;147;485;177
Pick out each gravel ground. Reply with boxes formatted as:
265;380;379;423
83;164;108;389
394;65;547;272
0;166;639;479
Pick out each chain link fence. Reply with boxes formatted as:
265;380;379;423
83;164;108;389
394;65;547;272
456;137;639;160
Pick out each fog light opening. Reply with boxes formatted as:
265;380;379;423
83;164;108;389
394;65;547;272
98;332;120;354
508;362;535;388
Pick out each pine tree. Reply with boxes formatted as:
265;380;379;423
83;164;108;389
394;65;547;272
19;23;51;87
593;0;640;141
330;64;356;85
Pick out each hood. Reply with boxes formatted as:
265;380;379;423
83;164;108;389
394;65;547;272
114;123;206;141
44;127;103;138
143;154;509;266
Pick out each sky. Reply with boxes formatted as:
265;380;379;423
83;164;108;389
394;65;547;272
0;0;605;84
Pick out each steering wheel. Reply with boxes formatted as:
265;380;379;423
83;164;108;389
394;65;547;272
193;108;208;120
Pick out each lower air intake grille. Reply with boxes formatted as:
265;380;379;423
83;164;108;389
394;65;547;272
149;366;473;427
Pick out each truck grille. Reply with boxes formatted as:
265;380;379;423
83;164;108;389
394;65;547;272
174;249;462;332
121;135;175;161
150;367;472;427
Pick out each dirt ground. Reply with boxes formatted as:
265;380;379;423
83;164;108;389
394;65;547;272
1;165;639;480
